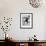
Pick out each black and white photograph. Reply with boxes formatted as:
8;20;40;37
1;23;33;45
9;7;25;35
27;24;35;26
20;13;33;29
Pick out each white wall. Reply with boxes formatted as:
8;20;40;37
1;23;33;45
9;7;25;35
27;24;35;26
0;0;46;40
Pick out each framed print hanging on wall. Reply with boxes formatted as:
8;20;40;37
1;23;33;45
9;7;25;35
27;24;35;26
20;13;33;29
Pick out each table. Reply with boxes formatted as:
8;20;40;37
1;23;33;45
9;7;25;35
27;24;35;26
14;40;46;46
5;39;46;46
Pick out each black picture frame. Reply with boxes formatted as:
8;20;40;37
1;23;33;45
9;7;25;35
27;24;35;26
20;13;33;29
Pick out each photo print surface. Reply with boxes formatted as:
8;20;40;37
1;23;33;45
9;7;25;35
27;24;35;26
22;15;30;26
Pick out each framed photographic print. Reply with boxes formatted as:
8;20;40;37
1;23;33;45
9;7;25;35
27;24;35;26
20;13;33;29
